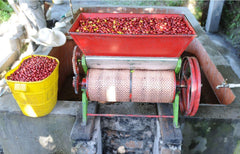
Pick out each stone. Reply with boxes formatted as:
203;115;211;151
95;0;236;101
173;149;181;154
160;148;172;154
71;117;102;154
143;131;153;138
157;104;182;145
125;140;144;149
105;130;118;137
144;151;150;154
71;141;97;154
102;117;157;153
117;146;126;154
147;141;153;149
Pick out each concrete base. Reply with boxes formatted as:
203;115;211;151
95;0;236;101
0;23;26;72
0;94;79;153
70;102;97;141
182;118;240;154
157;104;182;145
71;117;102;154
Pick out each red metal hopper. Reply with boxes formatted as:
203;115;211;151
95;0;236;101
69;13;197;57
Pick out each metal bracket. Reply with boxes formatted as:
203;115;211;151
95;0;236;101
81;55;88;74
216;80;240;89
81;89;88;125
173;92;180;128
175;58;182;74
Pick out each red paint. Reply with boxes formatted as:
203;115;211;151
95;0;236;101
69;13;196;57
81;78;86;86
129;93;132;99
179;57;201;116
189;57;201;116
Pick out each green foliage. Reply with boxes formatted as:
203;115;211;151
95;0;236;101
221;0;240;49
163;0;188;6
234;140;240;154
0;0;13;23
0;10;11;22
20;43;29;54
137;0;188;6
0;0;13;12
190;0;209;26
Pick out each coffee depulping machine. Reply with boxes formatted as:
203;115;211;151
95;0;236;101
69;13;201;128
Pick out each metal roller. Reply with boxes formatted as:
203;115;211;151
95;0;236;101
132;70;176;103
87;69;130;102
86;69;176;103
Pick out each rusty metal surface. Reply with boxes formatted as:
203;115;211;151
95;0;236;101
87;69;130;102
48;40;84;98
186;39;236;105
132;70;176;103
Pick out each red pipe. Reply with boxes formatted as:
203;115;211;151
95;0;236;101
186;38;236;105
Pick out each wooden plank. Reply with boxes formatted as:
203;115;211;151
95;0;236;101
157;103;182;145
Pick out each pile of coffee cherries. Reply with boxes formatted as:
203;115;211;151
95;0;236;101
7;56;58;82
76;16;193;35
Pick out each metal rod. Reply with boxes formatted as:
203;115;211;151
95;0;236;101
69;0;74;20
87;113;174;118
216;83;240;89
176;85;187;88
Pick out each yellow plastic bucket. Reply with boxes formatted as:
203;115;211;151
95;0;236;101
5;55;59;117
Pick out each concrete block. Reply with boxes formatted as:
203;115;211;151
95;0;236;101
0;95;79;154
160;148;172;154
157;104;182;145
71;117;102;154
160;147;181;154
70;102;97;141
0;112;75;154
0;37;20;72
0;24;26;72
205;0;225;32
